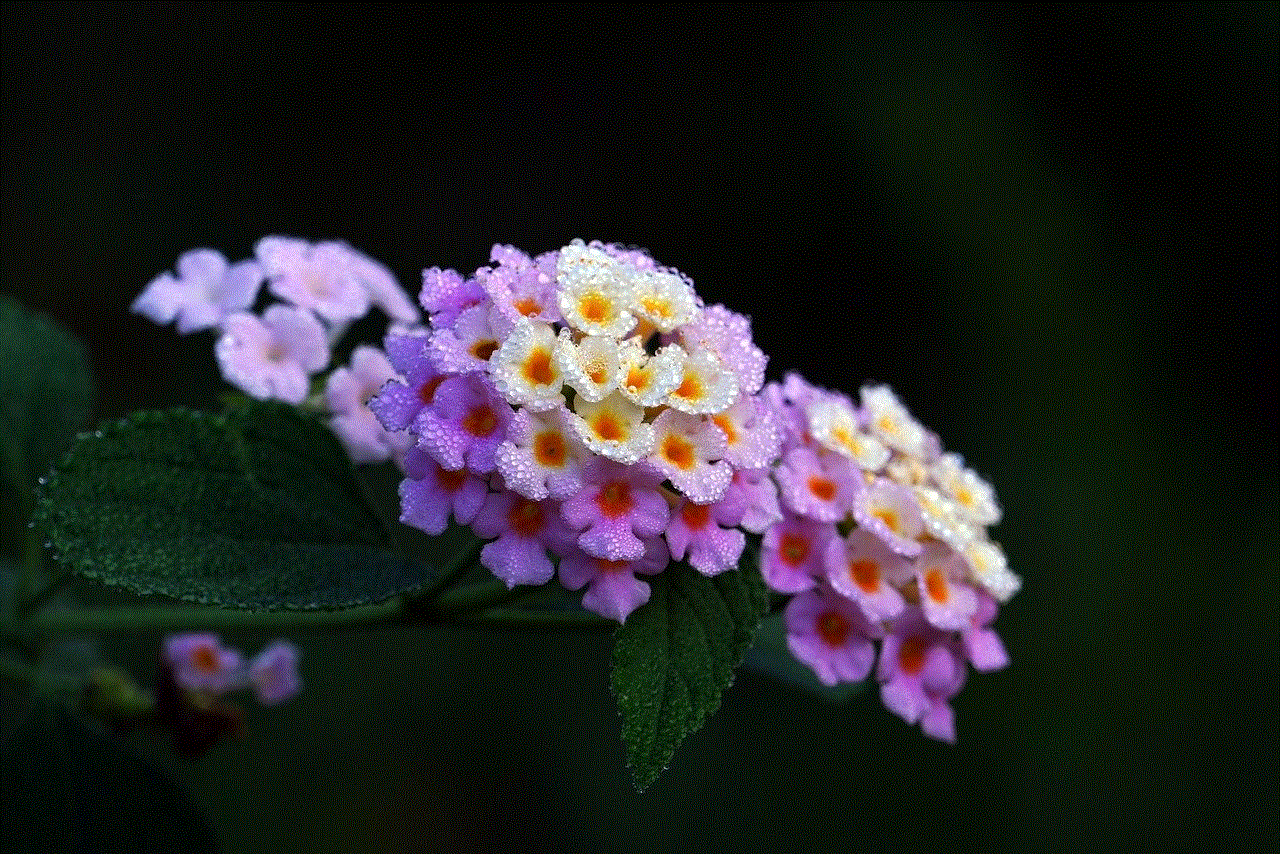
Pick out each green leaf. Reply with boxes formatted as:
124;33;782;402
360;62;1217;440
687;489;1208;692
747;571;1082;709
0;297;93;504
0;703;218;854
35;401;436;610
743;612;871;702
610;559;769;791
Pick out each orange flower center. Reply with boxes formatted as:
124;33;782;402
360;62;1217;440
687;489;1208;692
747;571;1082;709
522;348;555;386
418;375;444;406
470;339;499;362
816;611;850;647
807;476;836;502
779;533;809;566
591;412;625;442
513;296;542;317
849;558;881;594
435;466;467;492
711;413;737;445
508;498;545;537
873;508;901;534
898;636;928;675
192;645;220;674
661;434;696;470
924;567;949;603
580;292;610;323
595;558;630;574
462;405;498;437
673;374;702;402
681;502;711;529
595;480;634;517
533;431;566;467
625;366;650;393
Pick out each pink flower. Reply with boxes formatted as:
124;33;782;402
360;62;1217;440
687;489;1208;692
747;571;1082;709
256;236;376;324
962;591;1010;672
759;511;833;594
215;305;329;404
824;528;913;624
775;446;859;523
132;248;263;334
325;345;412;463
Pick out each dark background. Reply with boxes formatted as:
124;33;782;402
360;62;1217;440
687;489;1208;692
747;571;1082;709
3;3;1276;852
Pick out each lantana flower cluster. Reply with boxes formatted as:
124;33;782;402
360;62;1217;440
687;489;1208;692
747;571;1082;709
132;237;420;464
133;236;1020;745
370;241;784;622
758;374;1020;741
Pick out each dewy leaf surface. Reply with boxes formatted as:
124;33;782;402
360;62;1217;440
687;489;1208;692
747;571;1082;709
611;559;769;791
35;402;433;609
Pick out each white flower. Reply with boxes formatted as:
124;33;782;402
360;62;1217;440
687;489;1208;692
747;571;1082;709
554;330;621;403
807;396;891;471
961;538;1021;603
861;384;929;459
568;392;655;464
616;339;685;407
555;243;636;338
489;320;564;411
666;347;738;415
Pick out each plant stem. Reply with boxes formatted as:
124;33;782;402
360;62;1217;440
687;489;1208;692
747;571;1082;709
451;608;614;630
27;599;405;635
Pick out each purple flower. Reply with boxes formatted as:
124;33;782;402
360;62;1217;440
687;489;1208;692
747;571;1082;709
215;305;329;404
759;511;833;594
472;492;576;588
420;267;485;328
163;633;246;695
325;345;412;464
665;497;745;577
775;446;859;523
784;587;881;686
962;591;1010;672
416;373;512;474
877;608;967;743
132;248;262;334
398;448;488;535
560;457;670;561
248;640;302;705
369;331;445;433
479;244;561;326
558;537;669;623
